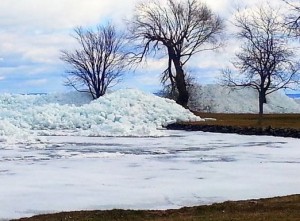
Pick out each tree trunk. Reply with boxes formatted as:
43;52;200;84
258;91;265;117
173;58;189;108
166;46;189;108
263;95;267;104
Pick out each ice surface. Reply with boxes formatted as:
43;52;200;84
0;89;201;141
189;84;300;113
1;86;298;143
0;88;299;220
0;131;299;220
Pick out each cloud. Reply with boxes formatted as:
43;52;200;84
0;0;137;31
0;0;141;93
0;0;292;94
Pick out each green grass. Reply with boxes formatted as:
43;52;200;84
14;195;300;221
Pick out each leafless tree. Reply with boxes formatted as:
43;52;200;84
61;24;129;99
222;5;300;116
283;0;300;36
128;0;224;107
159;71;196;100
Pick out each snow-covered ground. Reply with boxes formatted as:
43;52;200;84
0;88;299;220
0;89;201;143
0;86;299;144
0;131;299;220
189;85;300;113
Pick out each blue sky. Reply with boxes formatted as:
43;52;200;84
0;0;298;94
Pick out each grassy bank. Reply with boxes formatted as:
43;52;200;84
166;113;300;138
192;113;300;129
14;195;300;221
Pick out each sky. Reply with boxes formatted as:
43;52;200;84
0;0;295;94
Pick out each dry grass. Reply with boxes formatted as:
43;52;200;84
191;112;300;129
14;195;300;221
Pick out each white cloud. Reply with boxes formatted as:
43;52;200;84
0;0;137;31
0;0;293;93
140;58;168;72
0;0;138;62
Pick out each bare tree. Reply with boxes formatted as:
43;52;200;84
283;0;300;36
128;0;224;107
222;5;300;116
159;72;196;100
61;24;129;99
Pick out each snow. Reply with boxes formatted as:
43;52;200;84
0;86;298;143
189;84;300;113
0;131;299;220
0;87;299;220
0;89;201;142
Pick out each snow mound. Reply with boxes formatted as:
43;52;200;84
0;89;201;140
189;84;300;113
0;91;92;107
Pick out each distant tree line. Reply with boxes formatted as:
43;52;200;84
61;0;300;115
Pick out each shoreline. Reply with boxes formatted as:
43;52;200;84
12;194;300;221
166;123;300;138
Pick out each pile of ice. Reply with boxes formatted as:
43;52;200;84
0;89;201;141
189;84;300;113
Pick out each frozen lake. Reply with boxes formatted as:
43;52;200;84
1;130;300;220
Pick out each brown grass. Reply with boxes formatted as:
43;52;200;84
191;112;300;129
14;195;300;221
